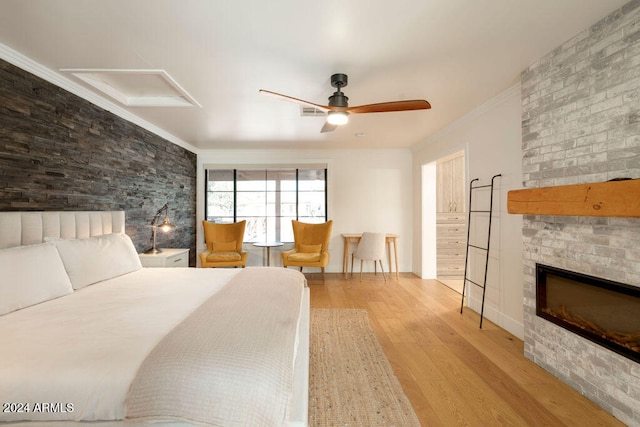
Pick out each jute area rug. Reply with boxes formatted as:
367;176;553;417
309;308;420;426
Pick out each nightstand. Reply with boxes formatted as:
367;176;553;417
139;248;189;268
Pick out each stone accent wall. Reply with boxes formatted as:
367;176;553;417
520;1;640;425
0;59;197;265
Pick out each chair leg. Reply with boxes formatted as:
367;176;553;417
321;267;326;284
351;254;354;279
360;259;363;281
300;267;303;272
379;260;386;281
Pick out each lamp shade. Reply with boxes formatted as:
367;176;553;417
327;111;349;125
158;216;176;232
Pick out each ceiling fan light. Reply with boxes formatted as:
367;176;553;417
327;111;349;125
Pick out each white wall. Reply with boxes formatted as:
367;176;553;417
196;148;413;273
421;162;437;278
411;84;525;338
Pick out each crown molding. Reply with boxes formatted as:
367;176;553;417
0;43;199;154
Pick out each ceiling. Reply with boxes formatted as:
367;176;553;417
0;0;629;151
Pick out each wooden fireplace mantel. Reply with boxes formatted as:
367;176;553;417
507;179;640;218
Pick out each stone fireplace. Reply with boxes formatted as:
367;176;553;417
519;1;640;425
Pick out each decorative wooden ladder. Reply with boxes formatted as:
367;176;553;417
460;174;501;328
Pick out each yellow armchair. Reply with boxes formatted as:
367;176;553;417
199;220;248;268
282;220;333;282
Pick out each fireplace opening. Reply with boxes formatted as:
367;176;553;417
536;264;640;364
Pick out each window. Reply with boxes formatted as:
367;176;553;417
205;167;327;243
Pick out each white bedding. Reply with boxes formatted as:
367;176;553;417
0;268;242;423
0;211;309;426
126;267;305;426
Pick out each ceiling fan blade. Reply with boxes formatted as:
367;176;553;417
320;121;337;133
346;99;431;114
259;89;331;112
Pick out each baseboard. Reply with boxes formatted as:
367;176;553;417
465;295;524;340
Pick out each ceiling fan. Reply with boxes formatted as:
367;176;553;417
259;73;431;133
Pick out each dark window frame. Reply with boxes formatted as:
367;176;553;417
204;167;328;243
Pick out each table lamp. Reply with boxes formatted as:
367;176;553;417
144;203;176;254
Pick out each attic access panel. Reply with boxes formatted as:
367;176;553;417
61;69;201;108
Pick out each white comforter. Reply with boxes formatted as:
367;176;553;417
126;267;305;426
0;268;241;423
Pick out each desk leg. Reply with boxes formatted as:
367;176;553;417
266;247;271;266
343;238;349;277
393;238;399;280
387;242;392;279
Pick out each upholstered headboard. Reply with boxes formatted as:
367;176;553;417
0;211;125;249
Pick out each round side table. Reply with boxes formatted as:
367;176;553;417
252;242;284;266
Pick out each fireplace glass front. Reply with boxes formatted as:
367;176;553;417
536;264;640;364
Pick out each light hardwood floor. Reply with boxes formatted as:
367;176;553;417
307;272;623;426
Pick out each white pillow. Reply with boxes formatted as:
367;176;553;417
50;233;142;290
0;243;74;316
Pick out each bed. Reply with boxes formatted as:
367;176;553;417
0;211;310;426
